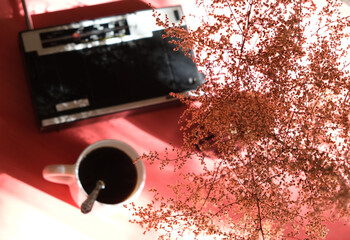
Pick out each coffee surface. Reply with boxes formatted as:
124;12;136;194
78;147;137;204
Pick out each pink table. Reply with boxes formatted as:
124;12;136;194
0;0;348;239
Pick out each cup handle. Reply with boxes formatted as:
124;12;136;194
42;164;76;185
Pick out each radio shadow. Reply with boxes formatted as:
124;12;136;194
125;102;187;148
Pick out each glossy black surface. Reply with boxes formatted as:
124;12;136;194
20;22;203;129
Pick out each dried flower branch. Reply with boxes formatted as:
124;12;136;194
131;0;350;239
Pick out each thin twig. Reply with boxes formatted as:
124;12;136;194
256;198;265;240
240;0;254;53
200;160;224;211
248;156;265;240
224;0;243;34
311;15;350;37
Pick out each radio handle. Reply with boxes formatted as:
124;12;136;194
21;0;34;30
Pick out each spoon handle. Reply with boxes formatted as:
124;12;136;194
81;180;105;214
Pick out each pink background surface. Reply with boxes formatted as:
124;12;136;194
0;0;349;239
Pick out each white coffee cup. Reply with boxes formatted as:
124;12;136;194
42;139;146;213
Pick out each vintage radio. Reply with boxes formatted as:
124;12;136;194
20;6;203;130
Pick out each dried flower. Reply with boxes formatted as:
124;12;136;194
131;1;350;239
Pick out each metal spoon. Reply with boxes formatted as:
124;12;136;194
81;180;105;214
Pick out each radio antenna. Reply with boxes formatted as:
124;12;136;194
21;0;34;30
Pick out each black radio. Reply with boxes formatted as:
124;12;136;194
20;6;203;130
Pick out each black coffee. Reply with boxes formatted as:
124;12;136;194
78;147;137;204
